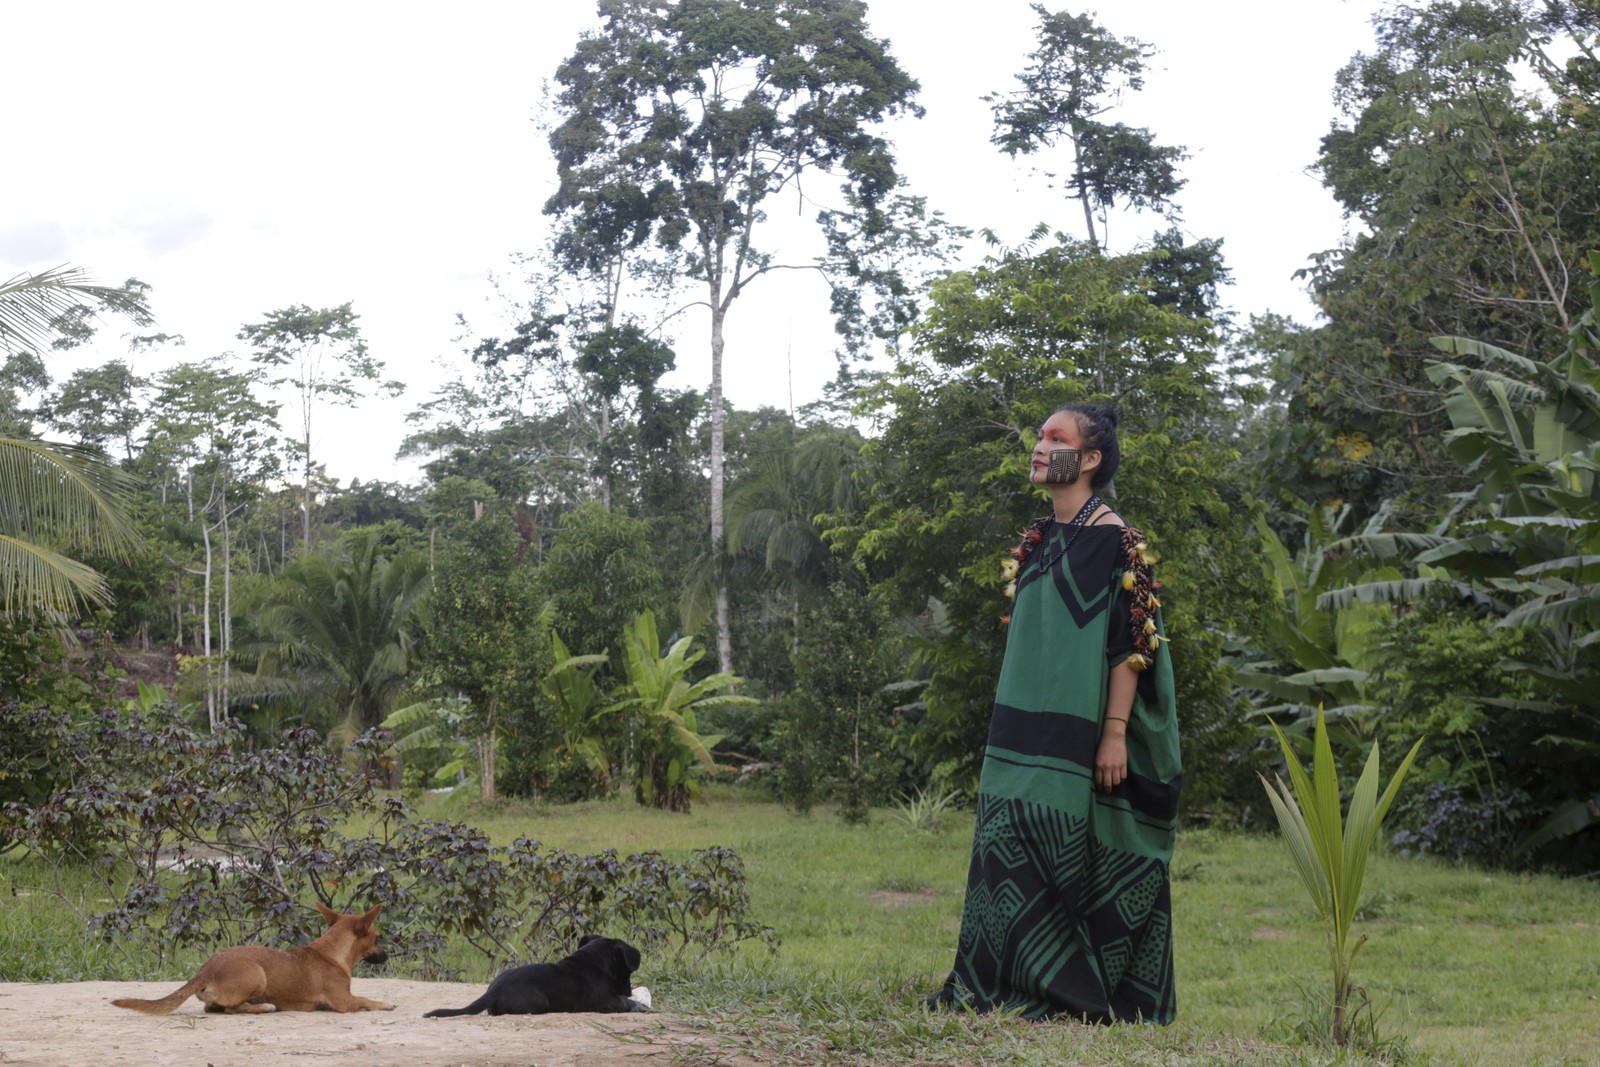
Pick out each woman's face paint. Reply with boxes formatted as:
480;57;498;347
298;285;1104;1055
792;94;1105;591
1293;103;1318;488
1031;411;1098;486
1045;448;1082;485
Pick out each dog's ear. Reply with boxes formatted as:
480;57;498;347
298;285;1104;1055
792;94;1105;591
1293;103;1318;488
577;934;600;948
618;942;641;974
361;903;383;926
313;901;339;924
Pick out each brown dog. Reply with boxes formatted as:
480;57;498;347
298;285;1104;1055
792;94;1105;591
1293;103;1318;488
111;902;395;1015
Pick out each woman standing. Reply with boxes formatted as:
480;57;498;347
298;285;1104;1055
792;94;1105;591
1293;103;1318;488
929;403;1182;1023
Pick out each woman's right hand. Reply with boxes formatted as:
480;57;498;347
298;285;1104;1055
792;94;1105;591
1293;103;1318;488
1094;730;1128;793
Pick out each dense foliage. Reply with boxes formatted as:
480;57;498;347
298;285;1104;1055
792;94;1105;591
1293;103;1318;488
1;0;1595;912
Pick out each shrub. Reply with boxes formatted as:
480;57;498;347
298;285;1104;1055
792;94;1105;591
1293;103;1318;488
10;699;776;975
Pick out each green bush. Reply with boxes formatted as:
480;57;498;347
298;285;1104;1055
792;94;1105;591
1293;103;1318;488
10;702;775;974
1368;601;1545;866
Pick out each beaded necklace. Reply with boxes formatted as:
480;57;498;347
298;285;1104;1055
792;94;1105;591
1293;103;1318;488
1027;495;1105;577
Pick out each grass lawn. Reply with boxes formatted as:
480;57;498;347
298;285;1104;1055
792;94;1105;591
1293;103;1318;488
421;786;1600;1066
5;785;1598;1065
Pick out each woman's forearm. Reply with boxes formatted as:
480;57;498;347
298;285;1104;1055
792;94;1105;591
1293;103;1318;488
1103;661;1138;737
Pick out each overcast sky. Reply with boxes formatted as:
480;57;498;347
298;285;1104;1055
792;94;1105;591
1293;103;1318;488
5;0;1384;483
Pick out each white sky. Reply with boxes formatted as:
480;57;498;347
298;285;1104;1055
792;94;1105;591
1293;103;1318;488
4;0;1383;484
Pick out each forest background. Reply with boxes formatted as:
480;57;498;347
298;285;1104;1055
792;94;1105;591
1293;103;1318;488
3;0;1598;900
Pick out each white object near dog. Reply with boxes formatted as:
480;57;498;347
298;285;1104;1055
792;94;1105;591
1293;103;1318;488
630;986;652;1008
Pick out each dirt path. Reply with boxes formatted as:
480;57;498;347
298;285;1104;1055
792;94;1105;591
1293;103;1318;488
0;980;759;1067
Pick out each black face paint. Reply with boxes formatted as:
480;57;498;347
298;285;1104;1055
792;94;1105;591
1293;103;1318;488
1045;448;1082;485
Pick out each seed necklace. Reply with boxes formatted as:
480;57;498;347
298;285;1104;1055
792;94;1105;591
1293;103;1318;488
1029;495;1105;578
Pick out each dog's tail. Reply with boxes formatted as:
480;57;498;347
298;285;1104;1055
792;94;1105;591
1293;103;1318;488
423;993;492;1019
111;975;206;1015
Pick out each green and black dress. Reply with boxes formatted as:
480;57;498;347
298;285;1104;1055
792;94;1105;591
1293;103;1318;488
934;516;1181;1023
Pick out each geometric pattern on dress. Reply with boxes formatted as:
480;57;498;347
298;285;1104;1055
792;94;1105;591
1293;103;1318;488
1115;864;1164;930
1008;906;1073;1003
1128;910;1171;988
1082;835;1160;915
1098;932;1134;987
1015;526;1115;631
1049;560;1111;629
946;794;1178;1023
1014;798;1089;887
971;794;1027;870
957;877;1027;958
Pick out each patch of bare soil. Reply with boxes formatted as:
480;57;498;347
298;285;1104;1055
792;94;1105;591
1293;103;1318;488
865;889;938;910
0;980;761;1067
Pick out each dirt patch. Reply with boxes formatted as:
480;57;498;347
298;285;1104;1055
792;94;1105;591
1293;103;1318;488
0;980;761;1067
866;889;938;910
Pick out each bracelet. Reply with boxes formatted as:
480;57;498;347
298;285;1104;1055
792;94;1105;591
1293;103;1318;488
1105;716;1129;723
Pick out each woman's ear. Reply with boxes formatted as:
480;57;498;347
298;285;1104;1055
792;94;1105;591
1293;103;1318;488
1081;449;1103;477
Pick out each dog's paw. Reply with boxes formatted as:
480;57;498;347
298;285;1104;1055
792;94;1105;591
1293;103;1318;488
375;1001;396;1011
630;987;652;1009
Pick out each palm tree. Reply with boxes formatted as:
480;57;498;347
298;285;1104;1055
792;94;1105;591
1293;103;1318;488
725;423;864;593
0;267;150;619
238;531;430;764
678;421;864;689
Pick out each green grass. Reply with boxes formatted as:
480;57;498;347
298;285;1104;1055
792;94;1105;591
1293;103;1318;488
5;785;1599;1065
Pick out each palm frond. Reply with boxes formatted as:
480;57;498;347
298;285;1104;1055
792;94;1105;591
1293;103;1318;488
0;533;109;618
0;265;153;355
0;438;141;555
0;436;143;617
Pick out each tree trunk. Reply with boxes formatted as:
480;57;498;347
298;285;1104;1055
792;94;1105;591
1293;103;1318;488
1073;157;1099;250
201;523;216;731
710;298;732;673
599;395;612;510
219;471;232;721
302;423;312;555
479;701;498;803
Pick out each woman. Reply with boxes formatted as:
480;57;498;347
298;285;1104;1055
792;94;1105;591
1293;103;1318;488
929;403;1182;1023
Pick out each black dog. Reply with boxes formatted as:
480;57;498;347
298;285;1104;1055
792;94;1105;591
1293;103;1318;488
424;935;645;1017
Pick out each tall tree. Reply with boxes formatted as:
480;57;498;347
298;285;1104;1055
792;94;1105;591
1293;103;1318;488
0;351;50;437
143;359;282;722
545;0;922;672
987;5;1187;249
47;361;148;462
407;287;682;520
1257;0;1600;514
239;304;401;553
44;332;184;463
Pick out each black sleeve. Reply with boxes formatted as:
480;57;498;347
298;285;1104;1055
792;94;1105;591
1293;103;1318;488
1107;578;1134;664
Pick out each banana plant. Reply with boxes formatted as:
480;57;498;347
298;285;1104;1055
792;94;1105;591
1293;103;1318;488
606;610;757;812
1235;506;1403;753
539;631;612;781
1319;251;1600;856
1260;707;1423;1047
381;695;478;797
